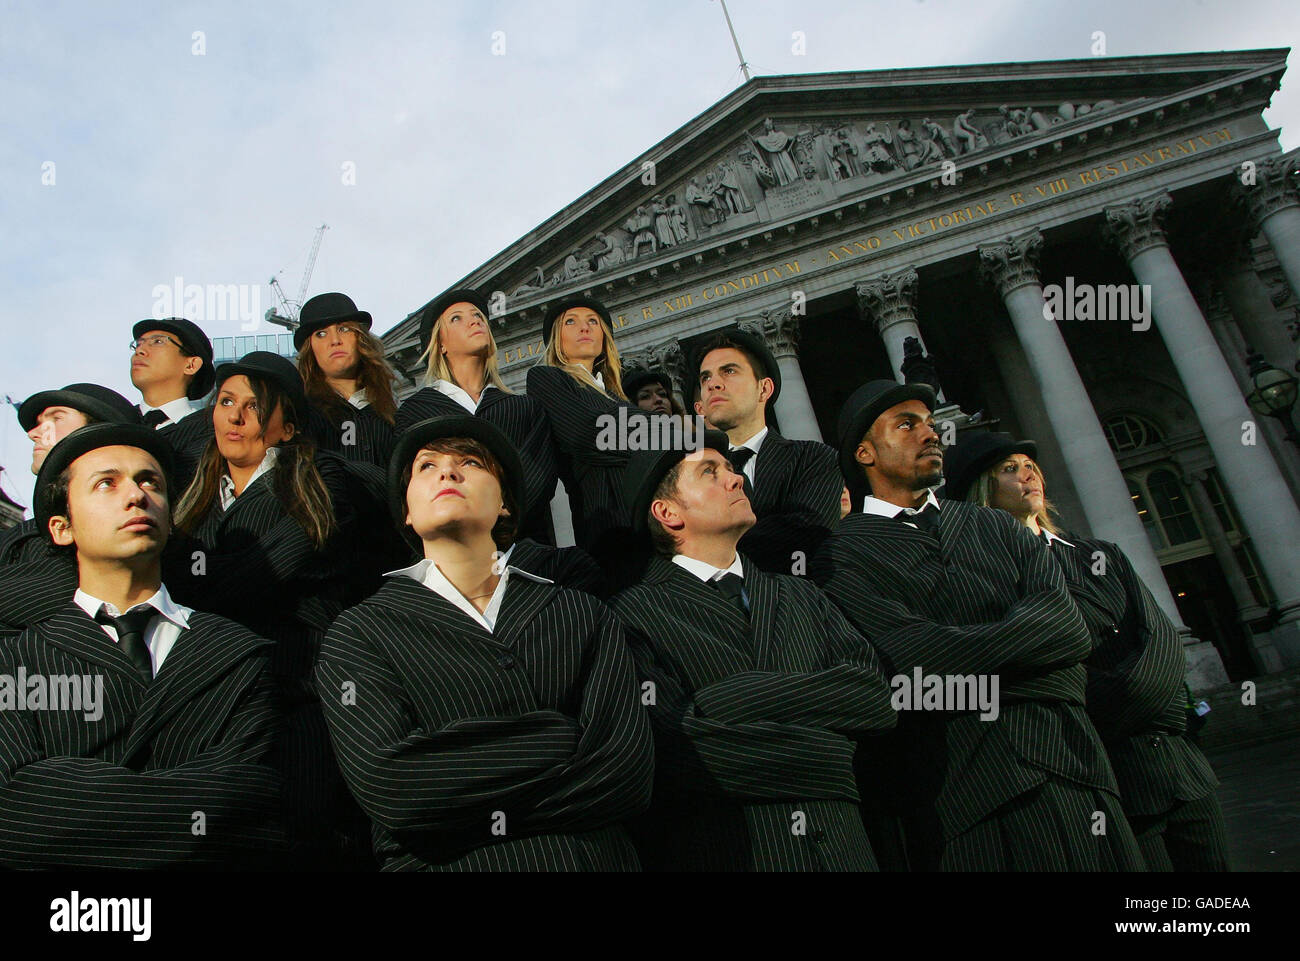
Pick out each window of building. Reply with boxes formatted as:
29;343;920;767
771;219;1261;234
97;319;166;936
1128;478;1166;552
1103;413;1165;453
1145;468;1202;546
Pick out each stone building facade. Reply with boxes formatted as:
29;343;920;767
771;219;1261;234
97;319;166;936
382;50;1300;691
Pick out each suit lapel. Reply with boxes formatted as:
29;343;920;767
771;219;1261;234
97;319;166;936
741;556;778;668
492;572;556;652
40;607;152;689
937;499;971;561
649;557;756;660
752;430;789;512
215;472;277;535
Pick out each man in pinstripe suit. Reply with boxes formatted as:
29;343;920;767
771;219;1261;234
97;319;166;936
693;330;841;576
610;430;897;871
317;416;653;870
813;380;1145;871
0;423;284;868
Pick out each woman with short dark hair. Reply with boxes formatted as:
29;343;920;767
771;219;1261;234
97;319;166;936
317;415;653;870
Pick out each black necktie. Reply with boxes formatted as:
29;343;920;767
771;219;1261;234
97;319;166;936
142;409;168;427
894;502;940;538
94;606;155;682
728;448;756;500
712;572;750;618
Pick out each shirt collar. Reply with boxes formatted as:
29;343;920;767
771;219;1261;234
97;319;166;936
74;582;191;629
139;396;201;427
1041;528;1075;549
219;446;279;509
592;370;606;389
348;389;369;409
383;544;555;588
671;551;744;583
383;544;554;630
861;489;941;519
432;379;497;414
731;426;768;454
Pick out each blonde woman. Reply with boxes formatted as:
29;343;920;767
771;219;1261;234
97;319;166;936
526;295;650;571
944;430;1227;872
397;288;558;544
295;291;397;468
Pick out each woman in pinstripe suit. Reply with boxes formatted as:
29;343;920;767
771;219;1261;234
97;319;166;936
317;416;653;870
164;351;377;869
396;288;559;546
526;295;652;579
946;432;1228;871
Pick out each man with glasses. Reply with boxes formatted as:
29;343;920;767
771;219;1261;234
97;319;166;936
129;317;215;489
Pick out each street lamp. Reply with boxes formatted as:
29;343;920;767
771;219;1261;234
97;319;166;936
1245;349;1300;445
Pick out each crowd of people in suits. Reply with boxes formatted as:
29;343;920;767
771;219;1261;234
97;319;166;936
0;287;1228;872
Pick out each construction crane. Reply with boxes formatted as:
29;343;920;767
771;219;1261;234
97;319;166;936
265;224;329;330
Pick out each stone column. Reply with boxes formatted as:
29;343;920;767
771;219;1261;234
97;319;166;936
1106;189;1300;667
1180;468;1282;673
855;267;945;400
1217;234;1298;369
1233;155;1300;302
976;228;1229;689
738;306;824;442
621;337;688;406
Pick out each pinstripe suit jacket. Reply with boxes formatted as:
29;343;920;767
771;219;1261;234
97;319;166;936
316;553;654;870
397;387;559;544
813;501;1118;846
525;365;651;559
0;555;78;642
610;554;897;871
308;404;396;470
0;518;45;566
739;431;842;575
157;406;215;494
1052;535;1218;816
0;604;284;868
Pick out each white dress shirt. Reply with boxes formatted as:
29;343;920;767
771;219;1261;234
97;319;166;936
139;396;203;429
1041;529;1076;548
432;379;499;414
862;489;941;519
729;426;768;487
219;446;279;511
348;389;370;410
384;543;554;633
74;582;191;674
671;552;745;583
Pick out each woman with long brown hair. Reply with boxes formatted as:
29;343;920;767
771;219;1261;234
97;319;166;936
295;291;397;468
396;288;558;544
944;430;1227;872
526;295;654;576
166;350;377;869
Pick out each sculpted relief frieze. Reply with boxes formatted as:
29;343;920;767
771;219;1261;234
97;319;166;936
507;99;1126;303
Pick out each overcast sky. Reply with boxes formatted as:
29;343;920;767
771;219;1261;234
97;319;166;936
1;0;1295;512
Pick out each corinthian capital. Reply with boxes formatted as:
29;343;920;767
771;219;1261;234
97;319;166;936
1104;190;1173;261
978;228;1044;298
855;267;919;334
739;305;802;359
1232;155;1300;229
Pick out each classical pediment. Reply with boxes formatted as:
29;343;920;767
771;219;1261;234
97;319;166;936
387;49;1286;356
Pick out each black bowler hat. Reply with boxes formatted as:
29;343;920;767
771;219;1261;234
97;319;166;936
34;423;175;535
623;429;732;535
213;351;309;421
132;317;215;399
542;295;612;346
387;416;525;529
689;327;782;406
18;383;141;431
622;368;676;403
942;432;1038;503
419;288;491;356
835;379;937;491
294;292;373;351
